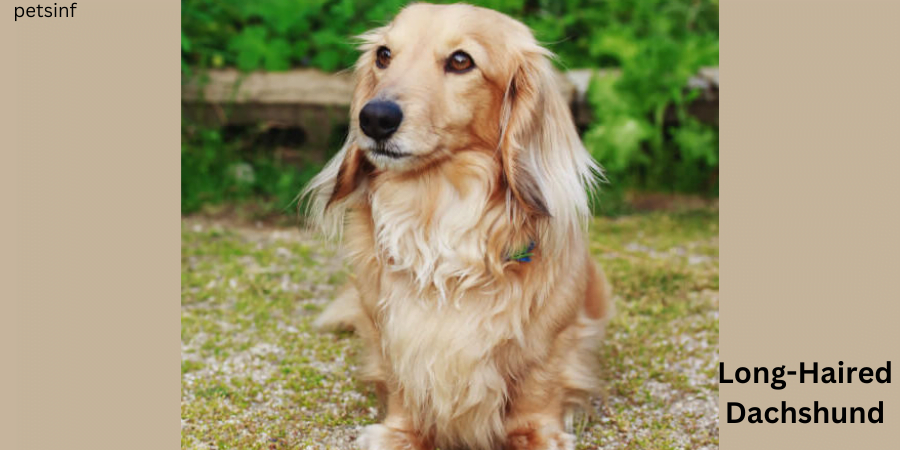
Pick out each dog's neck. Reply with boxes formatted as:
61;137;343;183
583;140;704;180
365;151;530;301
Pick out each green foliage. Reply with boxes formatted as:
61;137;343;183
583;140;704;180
182;0;409;73
181;124;322;215
581;0;719;196
181;0;717;73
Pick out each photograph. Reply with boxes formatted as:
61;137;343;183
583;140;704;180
180;1;719;449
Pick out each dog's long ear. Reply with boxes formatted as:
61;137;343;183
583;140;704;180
299;140;371;236
498;44;601;233
326;143;372;208
498;51;553;216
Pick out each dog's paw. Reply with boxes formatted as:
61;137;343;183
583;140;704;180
357;425;391;450
506;427;575;450
546;431;575;450
356;424;425;450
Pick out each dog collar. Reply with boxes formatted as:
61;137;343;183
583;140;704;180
508;241;536;263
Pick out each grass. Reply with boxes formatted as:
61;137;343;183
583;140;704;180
181;209;719;449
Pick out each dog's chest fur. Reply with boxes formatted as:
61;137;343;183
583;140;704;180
368;154;505;300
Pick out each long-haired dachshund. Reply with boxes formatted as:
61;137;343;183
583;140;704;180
303;4;612;449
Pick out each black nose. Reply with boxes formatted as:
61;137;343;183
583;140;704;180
359;100;403;141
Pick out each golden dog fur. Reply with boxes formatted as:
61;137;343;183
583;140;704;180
303;4;612;449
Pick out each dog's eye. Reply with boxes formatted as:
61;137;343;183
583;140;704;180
446;51;475;73
375;46;392;69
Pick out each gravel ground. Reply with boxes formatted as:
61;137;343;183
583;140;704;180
181;209;719;450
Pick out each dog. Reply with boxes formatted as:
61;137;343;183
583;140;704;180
302;4;612;449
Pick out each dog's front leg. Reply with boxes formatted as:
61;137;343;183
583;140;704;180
357;389;431;450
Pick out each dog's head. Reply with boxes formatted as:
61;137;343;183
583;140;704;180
350;4;521;170
307;3;598;231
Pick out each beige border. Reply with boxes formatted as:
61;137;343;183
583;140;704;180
5;0;900;448
4;1;179;449
721;0;900;447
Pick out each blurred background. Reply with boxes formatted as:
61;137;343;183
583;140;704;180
181;0;719;219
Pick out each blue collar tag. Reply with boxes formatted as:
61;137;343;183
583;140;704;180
508;241;536;263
